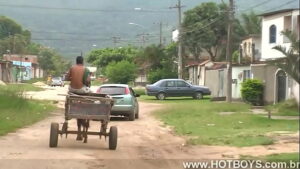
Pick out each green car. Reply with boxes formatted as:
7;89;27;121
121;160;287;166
96;84;140;121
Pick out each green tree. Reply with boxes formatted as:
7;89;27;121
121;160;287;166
182;2;228;61
105;60;137;84
241;11;261;35
269;30;300;84
0;16;23;39
86;46;139;70
0;34;30;56
38;48;70;76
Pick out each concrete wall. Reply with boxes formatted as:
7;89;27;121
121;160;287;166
251;64;278;104
292;80;299;103
232;66;251;99
199;66;205;85
205;69;227;98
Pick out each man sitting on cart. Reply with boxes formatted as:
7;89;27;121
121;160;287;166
65;56;91;94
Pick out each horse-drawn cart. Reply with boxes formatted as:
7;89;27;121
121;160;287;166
49;93;117;150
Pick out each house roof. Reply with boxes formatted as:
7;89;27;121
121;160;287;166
206;62;227;70
242;34;261;40
3;54;38;64
0;60;12;64
259;8;299;17
185;59;210;67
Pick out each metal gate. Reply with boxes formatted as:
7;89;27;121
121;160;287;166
276;70;287;102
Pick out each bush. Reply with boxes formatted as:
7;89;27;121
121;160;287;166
241;79;264;105
105;60;137;84
133;88;146;95
148;68;177;84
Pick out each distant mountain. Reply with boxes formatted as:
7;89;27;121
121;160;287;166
0;0;298;59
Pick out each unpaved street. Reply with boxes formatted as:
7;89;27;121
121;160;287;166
0;86;298;169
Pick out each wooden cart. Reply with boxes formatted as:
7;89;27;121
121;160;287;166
49;93;117;150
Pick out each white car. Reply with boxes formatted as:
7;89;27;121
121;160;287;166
50;77;64;87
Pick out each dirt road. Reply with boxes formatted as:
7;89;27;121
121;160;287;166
0;86;298;169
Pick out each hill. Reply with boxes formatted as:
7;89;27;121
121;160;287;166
0;0;298;59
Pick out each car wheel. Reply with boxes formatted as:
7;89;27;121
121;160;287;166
193;92;203;99
128;110;135;121
135;104;139;119
156;93;166;100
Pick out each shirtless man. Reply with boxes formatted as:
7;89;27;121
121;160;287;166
66;56;91;94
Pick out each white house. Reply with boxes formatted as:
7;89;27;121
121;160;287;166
261;9;299;60
251;8;299;104
240;34;262;62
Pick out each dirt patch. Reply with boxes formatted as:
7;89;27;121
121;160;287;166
0;87;299;169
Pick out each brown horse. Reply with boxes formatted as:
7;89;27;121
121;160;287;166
76;119;90;143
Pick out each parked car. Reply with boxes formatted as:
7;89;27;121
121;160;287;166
145;79;211;100
50;77;64;87
96;84;140;121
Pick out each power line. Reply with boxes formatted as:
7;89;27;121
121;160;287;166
0;4;175;13
237;0;271;12
264;0;298;13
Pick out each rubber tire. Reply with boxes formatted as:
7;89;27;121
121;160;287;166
193;92;203;100
156;92;166;100
109;126;118;150
128;110;135;121
135;104;139;119
49;122;59;148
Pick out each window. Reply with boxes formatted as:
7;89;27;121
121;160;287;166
269;25;277;43
176;81;189;87
160;81;167;87
283;16;292;43
166;81;175;87
243;70;251;81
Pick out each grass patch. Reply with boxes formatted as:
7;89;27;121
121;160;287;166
0;87;55;136
144;97;299;147
264;153;300;163
23;78;46;84
2;83;44;92
242;153;299;165
266;99;299;116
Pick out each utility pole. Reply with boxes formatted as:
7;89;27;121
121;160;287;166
154;21;166;47
159;21;162;46
170;0;184;79
137;33;149;47
226;0;235;103
112;36;121;47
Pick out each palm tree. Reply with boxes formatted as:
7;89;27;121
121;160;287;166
269;30;300;84
241;11;261;35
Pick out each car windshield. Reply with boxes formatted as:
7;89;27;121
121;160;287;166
52;77;61;81
99;87;126;95
153;80;163;86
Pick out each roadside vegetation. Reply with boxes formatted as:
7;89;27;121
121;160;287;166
2;83;44;92
23;78;46;84
242;153;299;163
139;96;299;147
0;86;55;136
266;99;299;116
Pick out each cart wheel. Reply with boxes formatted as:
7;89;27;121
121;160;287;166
108;126;118;150
49;122;59;148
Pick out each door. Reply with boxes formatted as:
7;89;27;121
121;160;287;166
218;70;224;97
276;70;287;102
165;80;177;96
176;80;193;96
